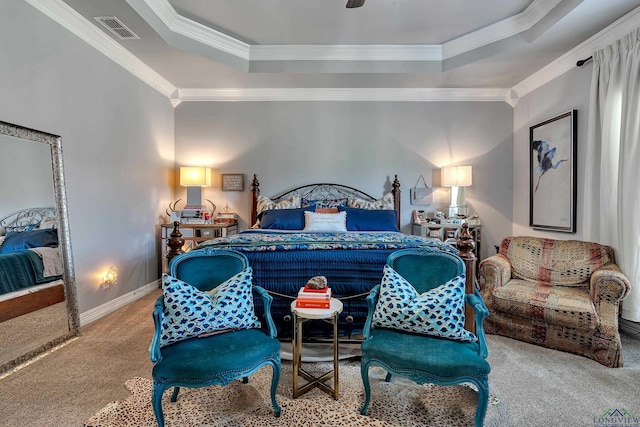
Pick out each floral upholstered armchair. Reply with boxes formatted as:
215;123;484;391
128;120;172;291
479;236;631;367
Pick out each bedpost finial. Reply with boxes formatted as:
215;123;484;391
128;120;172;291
393;174;400;190
456;223;475;257
166;222;185;264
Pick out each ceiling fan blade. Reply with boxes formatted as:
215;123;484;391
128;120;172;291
346;0;365;8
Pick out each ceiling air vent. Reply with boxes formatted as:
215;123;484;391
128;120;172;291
94;16;140;40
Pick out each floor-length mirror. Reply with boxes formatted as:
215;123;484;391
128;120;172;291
0;121;79;374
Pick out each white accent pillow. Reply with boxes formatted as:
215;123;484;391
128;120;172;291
256;195;301;215
303;211;347;232
348;192;394;210
38;217;57;229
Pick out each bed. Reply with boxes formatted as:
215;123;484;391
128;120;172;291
0;208;64;322
168;175;475;339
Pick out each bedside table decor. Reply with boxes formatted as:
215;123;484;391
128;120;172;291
160;221;238;272
409;174;432;206
441;165;472;218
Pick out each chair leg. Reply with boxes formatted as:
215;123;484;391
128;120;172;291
472;375;490;427
270;360;282;417
170;386;180;402
359;360;371;415
151;381;167;427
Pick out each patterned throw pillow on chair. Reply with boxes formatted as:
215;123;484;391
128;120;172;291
372;265;477;342
160;268;261;347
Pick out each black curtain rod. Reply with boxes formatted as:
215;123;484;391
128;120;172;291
576;56;593;67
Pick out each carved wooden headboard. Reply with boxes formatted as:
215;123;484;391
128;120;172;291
249;175;401;228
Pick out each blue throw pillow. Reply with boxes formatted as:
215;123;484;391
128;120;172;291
258;207;313;230
0;229;59;254
301;198;348;209
372;265;476;342
160;268;261;347
338;207;400;232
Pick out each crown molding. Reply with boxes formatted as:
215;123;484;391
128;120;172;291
177;88;512;103
443;0;564;58
133;0;250;59
31;0;639;106
250;45;442;62
512;5;640;98
25;0;177;98
141;0;566;65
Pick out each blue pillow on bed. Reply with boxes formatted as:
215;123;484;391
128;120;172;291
338;207;400;232
258;207;313;230
301;198;348;209
0;229;58;254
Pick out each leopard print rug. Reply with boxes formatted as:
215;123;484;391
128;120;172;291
85;361;509;426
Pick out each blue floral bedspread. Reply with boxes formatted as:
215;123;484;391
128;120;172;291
199;230;457;253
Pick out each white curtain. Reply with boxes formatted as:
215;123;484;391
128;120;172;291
584;28;640;321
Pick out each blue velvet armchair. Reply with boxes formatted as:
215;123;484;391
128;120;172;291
360;249;490;427
149;248;282;427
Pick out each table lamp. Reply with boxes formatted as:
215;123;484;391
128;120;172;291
180;166;211;208
441;165;472;218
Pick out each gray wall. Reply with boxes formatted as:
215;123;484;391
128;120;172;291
174;101;514;260
0;135;55;216
0;0;175;314
513;65;593;240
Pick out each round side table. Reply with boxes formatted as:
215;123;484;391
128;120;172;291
290;298;343;399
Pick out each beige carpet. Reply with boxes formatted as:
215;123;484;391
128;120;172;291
0;301;69;367
84;361;507;427
2;289;639;426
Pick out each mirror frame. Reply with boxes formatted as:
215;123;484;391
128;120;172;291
0;120;80;373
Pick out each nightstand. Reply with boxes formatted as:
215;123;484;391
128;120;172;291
160;221;238;272
412;221;482;261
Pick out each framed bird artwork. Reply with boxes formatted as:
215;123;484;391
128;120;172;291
529;110;577;233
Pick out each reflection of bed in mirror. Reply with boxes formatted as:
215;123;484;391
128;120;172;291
0;207;65;322
0;120;79;375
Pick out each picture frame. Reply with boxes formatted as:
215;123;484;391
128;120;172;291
409;174;433;206
529;110;577;233
221;173;244;191
410;187;432;206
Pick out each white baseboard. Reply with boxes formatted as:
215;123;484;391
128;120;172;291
620;318;640;339
79;280;159;327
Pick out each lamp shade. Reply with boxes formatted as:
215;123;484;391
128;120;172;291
180;166;211;187
441;166;472;187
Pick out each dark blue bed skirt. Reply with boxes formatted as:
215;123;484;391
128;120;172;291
246;248;395;339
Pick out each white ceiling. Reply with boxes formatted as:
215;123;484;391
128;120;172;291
52;0;640;101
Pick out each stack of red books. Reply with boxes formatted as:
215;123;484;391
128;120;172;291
295;286;331;309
